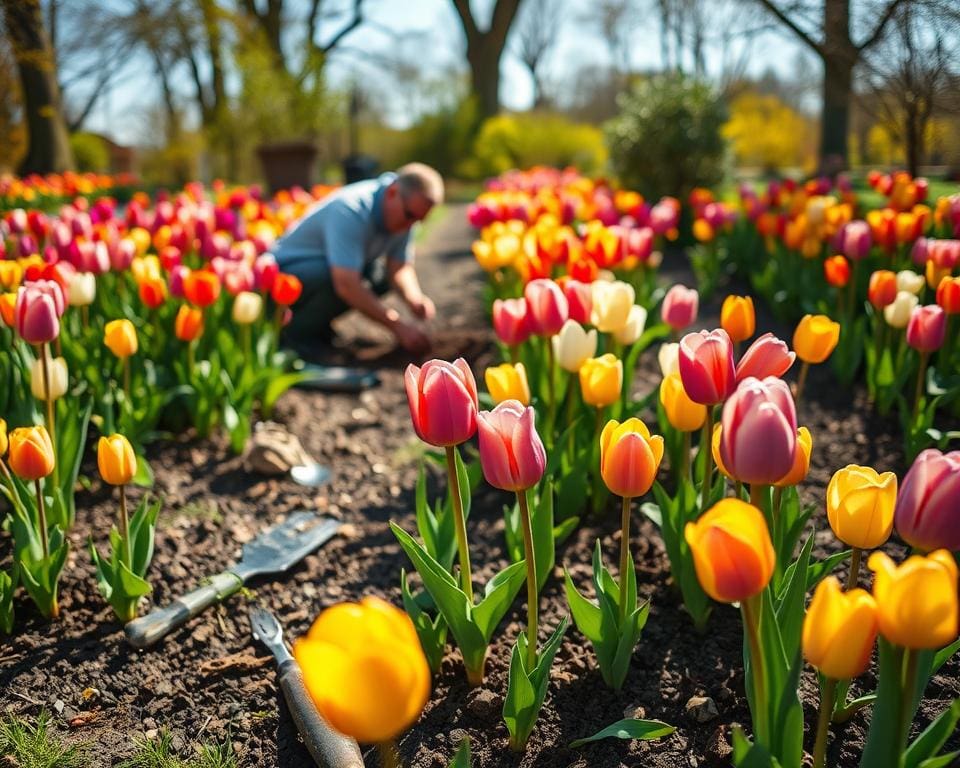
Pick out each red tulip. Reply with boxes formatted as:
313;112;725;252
272;273;303;306
824;255;851;287
524;278;568;336
254;254;279;293
404;358;479;447
937;276;960;314
720;376;797;485
139;277;167;309
493;297;532;346
906;305;946;352
735;332;796;382
183;270;221;308
661;285;699;331
678;329;736;405
894;449;960;552
563;279;592;325
477;400;546;492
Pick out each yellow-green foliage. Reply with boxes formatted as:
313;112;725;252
723;92;815;172
470;112;608;178
69;133;110;173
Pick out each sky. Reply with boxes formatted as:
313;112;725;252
79;0;815;144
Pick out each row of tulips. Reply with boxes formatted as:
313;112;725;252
0;172;140;212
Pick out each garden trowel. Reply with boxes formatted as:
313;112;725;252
126;512;339;648
249;606;364;768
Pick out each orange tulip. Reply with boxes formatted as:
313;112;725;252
937;276;960;314
97;434;137;486
0;293;15;327
183;270;221;308
7;425;55;480
868;270;898;309
824;255;850;287
138;276;167;309
104;319;138;358
720;295;755;343
600;418;664;498
174;305;204;342
272;273;303;306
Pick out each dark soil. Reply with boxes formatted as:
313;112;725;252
1;205;957;768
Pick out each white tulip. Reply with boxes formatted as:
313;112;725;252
884;290;919;328
614;305;648;345
896;270;924;296
30;353;69;401
232;291;263;325
591;280;635;333
552;319;598;373
66;271;96;307
658;342;680;378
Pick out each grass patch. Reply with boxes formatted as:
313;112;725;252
0;711;88;768
176;499;223;525
119;729;237;768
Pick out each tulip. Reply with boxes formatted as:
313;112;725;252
405;358;478;447
7;425;55;481
552;320;597;373
720;295;755;343
659;373;706;432
30;353;68;401
839;220;872;260
0;260;21;291
678;329;736;405
896;270;924;295
803;577;878;680
578;354;622;408
0;293;15;327
936;276;960;314
613;304;647;345
492;298;531;347
658;342;679;377
66;271;96;307
477;400;546;493
684;498;775;604
884;290;919;328
827;465;897;551
926;259;950;291
14;283;61;344
563;279;592;324
661;284;698;331
868;550;958;650
773;426;812;488
138;277;167;309
868;270;898;309
894;449;960;552
823;255;851;288
0;418;6;458
272;273;303;306
98;434;137;486
590;280;635;333
175;305;204;343
600;417;664;499
793;314;840;364
183;270;221;308
294;596;431;744
906;304;945;352
484;362;531;406
736;332;795;382
711;423;733;481
524;278;568;336
720;377;797;486
104;319;138;359
232;291;263;325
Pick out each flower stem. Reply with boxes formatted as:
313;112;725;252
741;592;767;742
813;677;838;768
619;495;632;624
445;445;473;603
565;373;577;466
913;350;928;420
123;356;131;400
795;361;810;407
119;484;132;570
846;548;862;590
39;344;59;490
517;489;538;670
546;339;556;447
34;478;49;560
700;407;714;512
899;648;919;752
378;739;400;768
680;430;691;487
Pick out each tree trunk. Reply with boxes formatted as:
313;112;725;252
819;54;853;174
2;0;73;174
467;41;504;120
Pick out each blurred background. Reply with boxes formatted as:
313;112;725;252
1;0;959;196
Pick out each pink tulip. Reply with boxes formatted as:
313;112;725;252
404;358;479;447
524;278;568;336
493;297;532;346
112;239;136;272
563;279;592;325
911;237;929;266
169;265;190;299
894;449;960;552
678;329;736;405
477;400;547;492
661;285;699;331
15;283;62;343
720;377;798;485
906;305;946;352
838;220;872;261
736;333;796;382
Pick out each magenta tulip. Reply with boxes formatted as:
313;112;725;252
838;220;872;261
493;297;532;346
563;279;592;325
405;358;479;447
894;449;960;552
14;282;64;344
720;377;798;485
661;285;699;331
524;278;568;336
735;332;796;382
678;329;737;405
906;305;946;352
477;400;547;492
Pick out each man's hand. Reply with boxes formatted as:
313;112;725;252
393;320;432;355
408;294;436;321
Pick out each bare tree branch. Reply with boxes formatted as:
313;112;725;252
751;0;822;55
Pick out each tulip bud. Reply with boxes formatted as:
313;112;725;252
0;260;22;291
404;358;478;447
661;284;699;331
793;314;841;365
884;290;919;328
720;377;797;485
823;255;851;288
720;295;755;343
524;278;568;336
659;373;706;432
600;417;664;497
272;273;303;306
678;329;736;405
138;277;167;309
773;426;812;488
613;304;647;345
736;332;795;381
826;465;897;549
175;305;204;342
868;550;958;650
894;449;960;552
104;319;138;358
97;434;137;486
0;292;15;327
906;304;946;352
658;342;679;378
590;280;635;333
578;354;622;408
492;297;531;346
30;352;68;401
477;400;546;491
802;577;878;679
15;283;62;344
684;498;775;603
232;291;263;325
563;279;592;325
0;418;7;456
484;362;531;406
66;271;96;307
868;270;898;309
183;270;221;308
936;276;960;314
552;320;597;373
7;425;55;480
896;270;924;295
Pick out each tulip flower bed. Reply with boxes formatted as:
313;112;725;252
1;172;142;213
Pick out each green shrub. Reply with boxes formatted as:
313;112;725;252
402;96;480;179
605;74;727;199
469;111;608;179
70;132;110;173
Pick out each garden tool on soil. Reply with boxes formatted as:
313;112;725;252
243;421;331;488
294;363;380;393
249;606;364;768
125;512;339;648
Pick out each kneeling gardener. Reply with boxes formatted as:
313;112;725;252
275;162;443;355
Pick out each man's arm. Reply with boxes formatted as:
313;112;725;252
389;260;436;321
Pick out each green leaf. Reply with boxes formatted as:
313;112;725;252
932;638;960;676
731;727;778;768
569;717;675;748
904;700;960;768
448;737;472;768
564;567;603;640
860;638;907;766
774;534;814;663
400;569;447;674
553;516;579;547
472;560;528;642
917;752;960;768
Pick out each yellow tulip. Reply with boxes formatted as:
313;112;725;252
773;427;812;488
826;465;897;549
925;259;950;291
484;362;531;406
129;227;151;257
0;418;7;457
868;550;959;650
578;354;622;407
0;260;22;291
104;319;138;358
7;425;55;481
793;314;840;364
30;353;69;402
711;424;733;480
720;295;756;343
590;280;635;333
659;373;706;432
97;434;137;486
293;596;431;743
803;576;878;679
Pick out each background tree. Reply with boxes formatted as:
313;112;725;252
513;0;562;108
